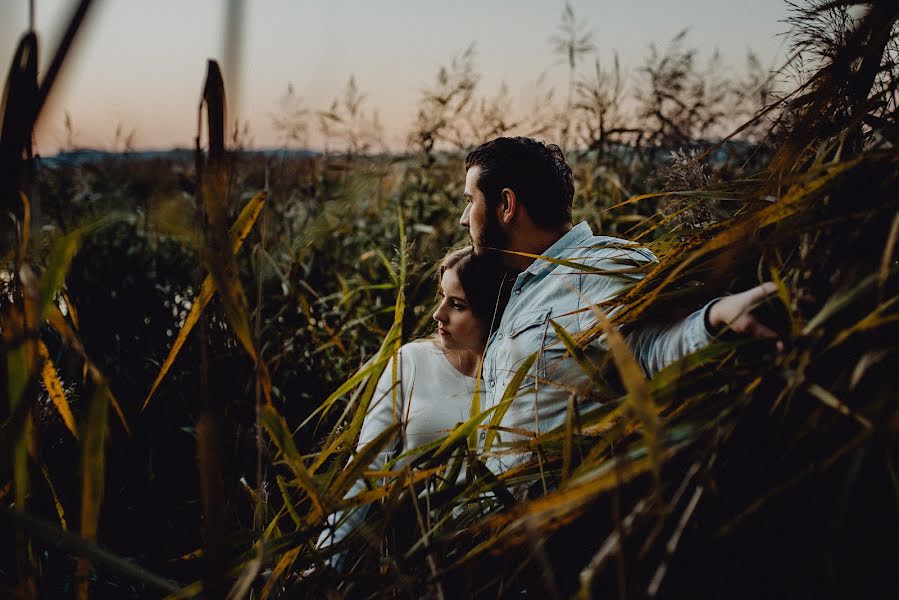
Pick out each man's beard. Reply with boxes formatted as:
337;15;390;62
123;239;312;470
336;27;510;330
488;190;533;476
471;209;507;257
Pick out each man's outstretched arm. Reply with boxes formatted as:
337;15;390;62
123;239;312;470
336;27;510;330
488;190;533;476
628;282;782;376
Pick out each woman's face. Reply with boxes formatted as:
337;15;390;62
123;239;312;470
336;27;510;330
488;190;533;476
433;267;488;353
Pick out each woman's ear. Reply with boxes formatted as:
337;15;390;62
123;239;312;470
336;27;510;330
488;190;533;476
498;187;517;225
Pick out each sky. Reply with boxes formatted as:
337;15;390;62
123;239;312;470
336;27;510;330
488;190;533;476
1;0;795;153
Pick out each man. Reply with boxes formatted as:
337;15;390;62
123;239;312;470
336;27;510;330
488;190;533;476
460;137;779;474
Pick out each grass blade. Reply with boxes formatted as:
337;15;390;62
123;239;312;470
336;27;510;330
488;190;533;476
37;232;80;320
142;191;267;411
329;422;401;500
483;353;537;453
37;461;68;530
37;341;78;439
75;383;110;600
0;507;183;596
45;304;130;434
261;404;327;520
590;304;661;484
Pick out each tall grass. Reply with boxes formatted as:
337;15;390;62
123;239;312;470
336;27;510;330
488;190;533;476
1;1;897;598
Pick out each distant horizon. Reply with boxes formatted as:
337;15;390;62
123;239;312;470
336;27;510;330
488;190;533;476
2;0;794;154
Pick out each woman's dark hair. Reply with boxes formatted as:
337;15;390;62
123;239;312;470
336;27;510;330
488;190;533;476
464;136;574;229
439;246;510;334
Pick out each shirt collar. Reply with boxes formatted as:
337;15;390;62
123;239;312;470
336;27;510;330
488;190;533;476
523;221;594;277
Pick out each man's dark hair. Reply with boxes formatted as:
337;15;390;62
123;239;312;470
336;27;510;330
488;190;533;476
464;137;574;229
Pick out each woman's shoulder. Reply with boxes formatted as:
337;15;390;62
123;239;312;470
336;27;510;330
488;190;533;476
401;339;480;382
399;339;443;363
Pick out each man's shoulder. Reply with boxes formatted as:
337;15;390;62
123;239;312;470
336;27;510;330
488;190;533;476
579;234;655;259
565;233;657;269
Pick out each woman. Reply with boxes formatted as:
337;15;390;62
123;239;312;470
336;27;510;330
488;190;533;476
316;246;509;568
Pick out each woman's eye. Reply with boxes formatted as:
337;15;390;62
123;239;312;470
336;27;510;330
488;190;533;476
452;302;465;310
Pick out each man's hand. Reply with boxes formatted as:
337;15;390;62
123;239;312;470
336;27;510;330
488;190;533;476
707;282;784;348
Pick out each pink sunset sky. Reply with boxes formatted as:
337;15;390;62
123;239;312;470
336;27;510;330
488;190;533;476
1;0;793;154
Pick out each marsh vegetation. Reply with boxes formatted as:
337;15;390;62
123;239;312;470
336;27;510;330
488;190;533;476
1;1;897;598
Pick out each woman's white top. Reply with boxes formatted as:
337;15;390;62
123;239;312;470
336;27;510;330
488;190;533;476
358;339;477;460
316;340;479;564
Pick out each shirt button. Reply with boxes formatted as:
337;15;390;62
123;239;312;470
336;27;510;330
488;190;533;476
479;431;486;442
514;288;522;295
488;379;495;387
497;333;504;340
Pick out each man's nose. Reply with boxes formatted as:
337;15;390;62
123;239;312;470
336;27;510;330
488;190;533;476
460;204;470;227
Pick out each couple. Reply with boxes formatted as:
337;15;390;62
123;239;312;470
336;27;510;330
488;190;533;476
319;137;779;557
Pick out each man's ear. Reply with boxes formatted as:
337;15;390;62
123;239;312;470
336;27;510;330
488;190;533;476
498;187;517;225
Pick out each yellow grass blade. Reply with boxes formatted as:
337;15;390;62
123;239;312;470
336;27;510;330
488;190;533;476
499;248;651;276
329;422;400;500
468;365;483;450
275;475;303;528
590;304;661;483
38;460;68;530
562;397;576;482
549;319;601;381
45;304;130;434
807;384;872;429
260;405;327;520
38;341;78;439
60;289;80;330
483;353;537;453
300;354;392;430
142;191;267;411
258;546;301;600
602;191;671;213
435;404;497;457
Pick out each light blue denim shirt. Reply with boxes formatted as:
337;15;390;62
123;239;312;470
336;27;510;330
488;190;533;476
479;222;713;473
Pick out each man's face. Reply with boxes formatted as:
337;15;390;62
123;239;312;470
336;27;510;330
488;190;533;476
461;166;506;255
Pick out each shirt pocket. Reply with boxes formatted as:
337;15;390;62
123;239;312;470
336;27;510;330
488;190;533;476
504;309;552;390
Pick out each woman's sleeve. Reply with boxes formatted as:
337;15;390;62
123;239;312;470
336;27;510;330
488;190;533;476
314;347;410;569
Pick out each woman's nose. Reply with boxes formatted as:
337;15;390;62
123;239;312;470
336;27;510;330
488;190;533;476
433;302;447;323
